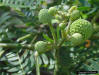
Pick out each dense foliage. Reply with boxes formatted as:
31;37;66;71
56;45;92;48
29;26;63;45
0;0;99;75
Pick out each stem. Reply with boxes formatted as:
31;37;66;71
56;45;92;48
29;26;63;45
54;47;71;75
31;35;38;44
0;50;5;58
54;49;58;75
61;30;65;39
54;20;72;75
49;23;57;43
35;51;40;75
17;33;33;42
48;23;58;75
65;20;72;34
0;43;34;49
58;38;66;48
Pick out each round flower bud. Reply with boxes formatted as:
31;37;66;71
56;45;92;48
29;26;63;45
69;19;93;41
68;6;77;14
59;23;66;29
34;41;51;53
48;7;57;16
70;33;83;46
38;9;52;23
70;10;80;21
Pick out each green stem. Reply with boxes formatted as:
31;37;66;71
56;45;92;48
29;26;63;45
35;52;40;75
54;20;72;75
61;30;65;39
58;38;66;48
0;50;5;58
0;43;34;49
54;49;58;75
17;33;33;42
31;35;38;44
48;23;58;75
65;20;72;34
54;48;71;75
49;23;57;43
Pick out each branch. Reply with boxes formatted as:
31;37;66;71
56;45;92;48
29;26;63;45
0;43;34;49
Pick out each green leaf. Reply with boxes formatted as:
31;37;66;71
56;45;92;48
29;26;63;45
78;7;91;11
43;34;53;43
7;67;19;72
48;58;55;69
41;54;49;65
87;7;97;15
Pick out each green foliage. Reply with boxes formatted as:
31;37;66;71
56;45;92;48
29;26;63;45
0;50;35;74
0;0;41;18
0;0;99;75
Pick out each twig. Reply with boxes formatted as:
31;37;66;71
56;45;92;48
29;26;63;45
49;23;57;43
0;43;34;49
17;33;33;42
34;51;40;75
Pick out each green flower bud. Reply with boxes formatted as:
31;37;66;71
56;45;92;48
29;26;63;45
68;6;77;14
70;10;80;21
48;7;57;16
69;19;93;42
70;33;83;46
34;41;51;53
38;9;52;23
59;23;66;29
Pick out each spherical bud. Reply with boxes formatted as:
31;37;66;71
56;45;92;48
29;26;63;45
38;9;52;23
59;23;66;29
70;33;83;46
69;19;93;41
70;10;80;21
48;7;57;16
34;41;51;54
68;6;77;14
